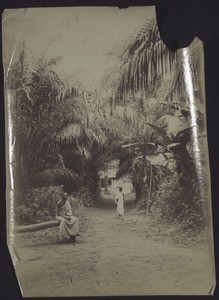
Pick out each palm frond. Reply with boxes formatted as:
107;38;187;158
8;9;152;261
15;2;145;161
144;123;172;145
114;17;176;103
55;123;82;143
35;167;80;186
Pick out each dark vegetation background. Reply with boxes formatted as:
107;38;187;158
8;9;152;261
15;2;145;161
0;0;219;298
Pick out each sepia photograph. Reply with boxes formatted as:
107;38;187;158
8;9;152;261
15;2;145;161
2;6;216;296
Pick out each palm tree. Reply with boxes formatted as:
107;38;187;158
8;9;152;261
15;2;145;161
102;17;204;208
7;49;109;195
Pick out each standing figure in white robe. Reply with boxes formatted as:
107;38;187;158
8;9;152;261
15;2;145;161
115;187;125;217
55;193;80;242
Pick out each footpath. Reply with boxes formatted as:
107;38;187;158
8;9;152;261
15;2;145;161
14;205;214;296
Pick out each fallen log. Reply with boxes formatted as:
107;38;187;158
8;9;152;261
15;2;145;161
14;220;60;233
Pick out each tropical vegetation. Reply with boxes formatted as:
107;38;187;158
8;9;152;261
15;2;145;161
4;17;208;236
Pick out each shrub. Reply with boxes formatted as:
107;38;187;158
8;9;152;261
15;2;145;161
73;187;95;207
150;174;206;232
15;186;64;225
15;185;93;225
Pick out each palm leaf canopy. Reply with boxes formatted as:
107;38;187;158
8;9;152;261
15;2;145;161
114;17;176;102
33;167;80;187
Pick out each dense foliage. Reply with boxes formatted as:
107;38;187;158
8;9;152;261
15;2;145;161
5;17;208;237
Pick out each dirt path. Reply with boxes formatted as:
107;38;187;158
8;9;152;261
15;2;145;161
14;205;215;297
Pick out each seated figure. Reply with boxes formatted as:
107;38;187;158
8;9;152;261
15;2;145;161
55;192;80;242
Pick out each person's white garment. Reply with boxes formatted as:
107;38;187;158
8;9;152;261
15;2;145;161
56;200;79;239
115;191;124;216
